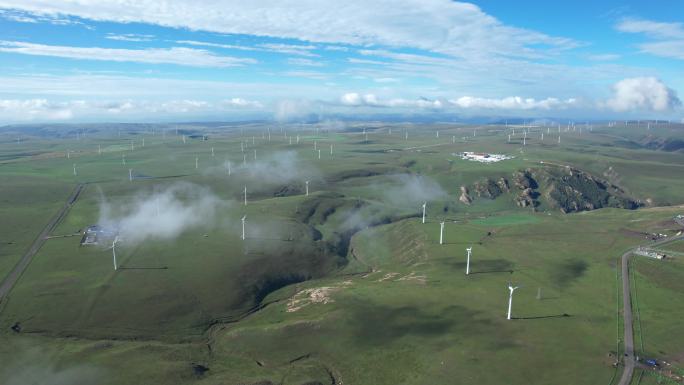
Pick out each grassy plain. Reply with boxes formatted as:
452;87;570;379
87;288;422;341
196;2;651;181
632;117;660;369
0;122;683;384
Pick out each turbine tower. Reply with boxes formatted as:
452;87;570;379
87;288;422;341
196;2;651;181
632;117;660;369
305;180;310;196
439;221;445;245
109;236;120;271
241;215;246;240
243;185;247;206
422;202;427;224
507;283;520;320
466;247;472;275
73;164;77;176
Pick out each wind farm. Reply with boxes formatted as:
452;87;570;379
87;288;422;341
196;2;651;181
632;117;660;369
1;1;684;384
0;121;683;385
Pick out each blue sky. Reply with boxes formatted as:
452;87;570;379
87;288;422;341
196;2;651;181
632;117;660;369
0;0;682;122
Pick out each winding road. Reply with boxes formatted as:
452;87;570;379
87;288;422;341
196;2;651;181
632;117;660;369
617;232;682;385
0;183;84;305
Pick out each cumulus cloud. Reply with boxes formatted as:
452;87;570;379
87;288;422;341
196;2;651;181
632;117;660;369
340;93;443;109
448;96;578;110
0;40;256;67
98;183;228;247
604;77;681;112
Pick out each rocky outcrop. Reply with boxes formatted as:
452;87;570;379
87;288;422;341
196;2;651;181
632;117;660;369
462;165;640;213
459;186;472;205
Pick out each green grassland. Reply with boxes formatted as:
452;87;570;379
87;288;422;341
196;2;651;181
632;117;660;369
0;122;683;385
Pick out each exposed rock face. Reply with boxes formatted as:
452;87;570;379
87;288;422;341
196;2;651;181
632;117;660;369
539;166;639;213
473;178;504;199
459;186;472;205
463;165;640;213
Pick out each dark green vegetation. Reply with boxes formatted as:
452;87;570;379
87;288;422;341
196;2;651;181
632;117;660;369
0;121;683;385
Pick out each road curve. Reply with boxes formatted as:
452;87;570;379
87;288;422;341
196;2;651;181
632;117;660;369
0;183;84;304
617;234;682;385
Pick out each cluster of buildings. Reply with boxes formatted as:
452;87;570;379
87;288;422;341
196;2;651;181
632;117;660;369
635;247;667;260
80;225;116;246
456;152;513;163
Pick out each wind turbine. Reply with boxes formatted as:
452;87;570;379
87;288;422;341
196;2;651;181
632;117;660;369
254;149;257;160
243;185;247;206
305;180;310;196
439;221;445;245
507;283;520;320
330;144;333;156
318;149;321;159
241;215;246;240
211;147;215;157
73;164;77;176
109;236;120;271
129;169;133;182
466;247;472;275
421;202;427;224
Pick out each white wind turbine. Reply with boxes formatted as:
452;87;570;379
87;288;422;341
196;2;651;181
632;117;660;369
466;247;472;275
241;215;246;240
109;236;120;271
439;221;445;245
507;283;520;320
421;202;427;224
305;180;310;196
243;185;247;206
73;163;77;176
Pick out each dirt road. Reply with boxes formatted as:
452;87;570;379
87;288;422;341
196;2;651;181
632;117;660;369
0;183;84;304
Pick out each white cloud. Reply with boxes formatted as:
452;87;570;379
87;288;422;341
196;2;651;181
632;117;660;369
0;97;265;122
616;18;684;60
604;77;681;112
340;93;443;109
98;183;228;247
448;96;578;110
287;58;324;67
0;0;576;59
587;54;621;61
616;18;684;39
258;43;318;57
0;99;74;120
221;98;263;109
274;99;316;122
0;40;256;67
105;33;155;42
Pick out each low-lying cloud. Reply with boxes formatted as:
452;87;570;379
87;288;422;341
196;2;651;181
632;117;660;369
379;174;447;206
449;96;578;110
98;182;228;246
238;150;318;186
340;93;443;109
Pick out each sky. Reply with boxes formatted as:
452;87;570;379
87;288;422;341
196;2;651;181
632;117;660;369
0;0;682;123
